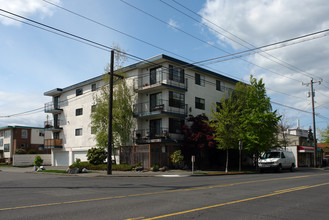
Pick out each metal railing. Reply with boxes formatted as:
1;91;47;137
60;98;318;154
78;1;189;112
133;71;187;91
44;101;62;113
134;127;170;140
133;99;187;116
44;120;61;129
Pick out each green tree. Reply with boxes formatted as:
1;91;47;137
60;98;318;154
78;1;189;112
240;76;281;166
208;83;246;172
320;125;329;144
90;48;134;154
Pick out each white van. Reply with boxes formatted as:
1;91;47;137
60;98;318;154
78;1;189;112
258;150;296;172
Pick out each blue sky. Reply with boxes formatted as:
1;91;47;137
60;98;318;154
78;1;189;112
0;0;329;135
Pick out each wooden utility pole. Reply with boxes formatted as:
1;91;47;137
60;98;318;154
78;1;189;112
107;50;114;175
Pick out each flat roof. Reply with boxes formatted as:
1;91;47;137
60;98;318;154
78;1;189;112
0;125;45;130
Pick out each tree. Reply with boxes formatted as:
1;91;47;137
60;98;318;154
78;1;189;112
319;125;329;144
208;83;246;173
90;47;134;154
182;114;216;169
239;76;281;166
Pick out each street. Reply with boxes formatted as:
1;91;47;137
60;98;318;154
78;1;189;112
0;168;328;219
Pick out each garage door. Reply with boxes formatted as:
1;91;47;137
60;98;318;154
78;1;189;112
54;151;69;166
73;151;88;162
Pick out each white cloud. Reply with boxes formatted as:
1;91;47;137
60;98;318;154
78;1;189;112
168;18;180;29
0;0;61;26
200;0;329;128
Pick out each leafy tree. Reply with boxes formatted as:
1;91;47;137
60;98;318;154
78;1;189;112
208;83;246;172
319;125;329;144
90;47;134;154
34;155;44;167
239;76;281;166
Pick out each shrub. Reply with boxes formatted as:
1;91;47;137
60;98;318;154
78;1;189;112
69;162;133;171
87;147;107;165
170;150;184;169
15;149;26;154
34;155;44;167
27;149;37;154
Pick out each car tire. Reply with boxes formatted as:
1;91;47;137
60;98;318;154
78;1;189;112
277;164;282;173
290;164;295;172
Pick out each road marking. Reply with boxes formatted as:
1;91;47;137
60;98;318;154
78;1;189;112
142;182;329;220
0;173;328;212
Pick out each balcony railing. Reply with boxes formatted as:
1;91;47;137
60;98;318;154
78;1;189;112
133;100;187;117
44;120;62;131
133;71;187;92
44;139;62;148
44;101;62;113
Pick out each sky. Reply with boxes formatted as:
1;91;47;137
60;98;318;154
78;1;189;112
0;0;329;136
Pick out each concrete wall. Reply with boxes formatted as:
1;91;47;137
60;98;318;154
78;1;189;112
13;154;51;166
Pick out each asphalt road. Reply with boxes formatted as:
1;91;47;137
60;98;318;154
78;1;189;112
0;168;328;220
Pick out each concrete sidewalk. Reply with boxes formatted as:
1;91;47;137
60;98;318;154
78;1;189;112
0;166;194;177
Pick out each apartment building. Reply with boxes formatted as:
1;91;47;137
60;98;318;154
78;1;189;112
0;126;51;163
44;54;238;166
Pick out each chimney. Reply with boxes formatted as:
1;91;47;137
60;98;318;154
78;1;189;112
297;119;300;129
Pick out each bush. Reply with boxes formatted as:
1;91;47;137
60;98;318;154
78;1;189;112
34;155;44;167
87;147;107;165
15;149;26;154
170;150;184;169
27;149;37;154
69;162;133;171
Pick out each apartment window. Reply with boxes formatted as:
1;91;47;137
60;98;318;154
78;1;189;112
76;88;83;96
21;129;28;139
4;144;9;152
75;128;83;136
76;108;83;116
150;92;162;111
150;66;162;85
216;102;222;112
39;132;45;137
4;130;10;138
169;91;185;108
91;105;97;113
0;139;3;146
91;127;97;135
195;97;205;110
91;83;97;91
0;131;3;137
195;73;205;86
169;118;184;134
169;65;184;83
216;80;222;91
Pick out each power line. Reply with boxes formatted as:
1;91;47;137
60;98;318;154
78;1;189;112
169;0;326;83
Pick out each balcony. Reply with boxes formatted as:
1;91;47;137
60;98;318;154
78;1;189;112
44;139;63;149
133;71;187;93
133;100;187;118
44;101;63;113
44;120;62;132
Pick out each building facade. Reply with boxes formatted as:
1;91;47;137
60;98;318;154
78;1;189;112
44;54;238;167
0;126;51;163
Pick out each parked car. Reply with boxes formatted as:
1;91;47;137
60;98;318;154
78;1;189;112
258;150;296;172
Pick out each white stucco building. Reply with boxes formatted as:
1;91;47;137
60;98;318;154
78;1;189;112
44;54;238;166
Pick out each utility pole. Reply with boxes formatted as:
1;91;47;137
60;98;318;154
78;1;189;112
107;50;114;175
303;78;322;167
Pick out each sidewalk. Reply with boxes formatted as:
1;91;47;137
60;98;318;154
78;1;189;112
0;166;194;177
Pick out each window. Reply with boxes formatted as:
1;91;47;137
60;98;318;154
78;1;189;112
195;97;205;110
216;102;222;112
150;92;162;111
76;88;83;96
169;118;184;134
39;132;45;137
91;127;97;134
150;66;162;85
76;108;83;116
0;131;3;137
91;105;97;113
21;129;28;139
169;65;184;83
91;83;97;91
150;119;162;138
0;139;3;146
169;91;185;108
75;128;82;136
216;80;221;91
195;73;205;86
4;144;9;152
4;130;10;138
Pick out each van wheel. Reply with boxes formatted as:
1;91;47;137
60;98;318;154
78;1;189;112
290;164;295;172
277;164;282;173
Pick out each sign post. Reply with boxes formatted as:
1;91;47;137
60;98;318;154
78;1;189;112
191;155;195;174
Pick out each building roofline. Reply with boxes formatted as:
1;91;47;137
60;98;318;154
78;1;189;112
44;54;239;96
0;125;45;130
